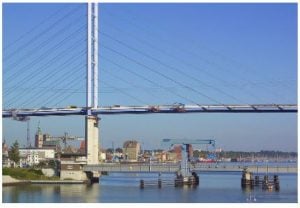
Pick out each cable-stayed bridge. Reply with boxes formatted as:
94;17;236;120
3;2;297;117
2;3;297;181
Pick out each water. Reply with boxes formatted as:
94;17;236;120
2;171;297;203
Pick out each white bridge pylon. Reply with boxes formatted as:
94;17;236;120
86;2;99;165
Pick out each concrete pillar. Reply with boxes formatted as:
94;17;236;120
86;115;99;165
60;163;88;181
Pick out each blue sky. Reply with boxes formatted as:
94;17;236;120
2;3;297;151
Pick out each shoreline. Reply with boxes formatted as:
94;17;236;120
2;175;86;186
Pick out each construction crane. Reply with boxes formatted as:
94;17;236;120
161;138;216;186
46;132;84;150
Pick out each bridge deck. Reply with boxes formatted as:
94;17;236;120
2;104;297;118
83;163;297;174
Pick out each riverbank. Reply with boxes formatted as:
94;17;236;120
2;175;30;186
2;175;86;186
2;168;87;186
3;167;59;180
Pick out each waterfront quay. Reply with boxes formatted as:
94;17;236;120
84;162;297;174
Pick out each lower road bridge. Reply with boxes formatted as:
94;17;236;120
83;163;297;174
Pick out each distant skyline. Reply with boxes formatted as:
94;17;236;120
2;3;297;151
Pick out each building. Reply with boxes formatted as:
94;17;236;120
43;140;60;152
2;140;10;167
123;140;141;161
43;133;51;141
166;152;178;162
169;144;193;161
173;145;182;160
19;148;55;167
34;126;64;153
99;150;106;162
78;141;86;154
35;126;43;148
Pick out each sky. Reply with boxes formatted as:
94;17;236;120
2;3;297;152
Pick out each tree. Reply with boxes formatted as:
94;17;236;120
115;148;123;153
8;140;20;167
193;150;201;158
48;159;57;168
106;148;114;154
37;161;47;168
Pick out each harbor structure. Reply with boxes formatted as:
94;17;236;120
241;167;280;191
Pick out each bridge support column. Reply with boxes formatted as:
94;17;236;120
86;171;101;184
60;162;88;181
86;115;99;165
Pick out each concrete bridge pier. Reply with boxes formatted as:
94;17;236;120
85;115;100;183
60;162;88;181
86;115;99;165
59;115;100;181
86;171;101;184
60;163;100;183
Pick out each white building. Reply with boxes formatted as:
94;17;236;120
19;148;55;167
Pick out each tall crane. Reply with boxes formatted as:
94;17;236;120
46;132;84;150
162;138;216;186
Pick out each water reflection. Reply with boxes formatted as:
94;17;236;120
2;172;297;203
3;185;43;203
59;184;100;203
3;184;101;203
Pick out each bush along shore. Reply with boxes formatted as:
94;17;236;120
2;168;86;186
3;167;59;181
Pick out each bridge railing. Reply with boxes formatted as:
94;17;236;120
84;163;180;172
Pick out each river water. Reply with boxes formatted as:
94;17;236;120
2;171;297;203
